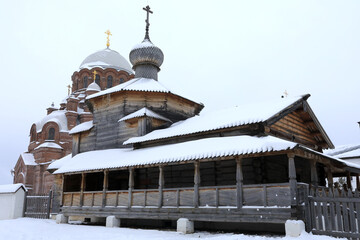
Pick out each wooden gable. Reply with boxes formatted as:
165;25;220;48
265;97;334;151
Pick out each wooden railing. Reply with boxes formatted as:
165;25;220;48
63;183;292;208
306;187;360;239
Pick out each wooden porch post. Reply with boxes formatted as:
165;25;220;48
236;157;243;209
356;174;360;190
288;153;297;218
326;166;334;189
80;173;85;206
346;172;352;191
310;160;318;188
128;167;134;208
194;161;200;208
102;170;108;208
158;165;164;208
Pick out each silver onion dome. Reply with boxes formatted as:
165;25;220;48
129;39;164;80
129;39;164;68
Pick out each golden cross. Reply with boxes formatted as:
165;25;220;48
105;30;112;48
67;85;71;95
93;70;97;81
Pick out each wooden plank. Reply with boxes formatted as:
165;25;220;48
321;190;329;231
315;189;323;231
163;190;177;206
288;155;297;211
158;166;164;208
180;189;194;206
341;190;349;232
128;168;134;208
146;190;159;206
199;188;216;206
105;192;117;206
355;190;360;234
310;161;318;188
328;188;336;232
194;161;200;208
347;190;356;233
80;173;85;206
236;158;243;209
333;189;342;231
102;170;108;208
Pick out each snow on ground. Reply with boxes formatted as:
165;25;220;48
0;218;344;240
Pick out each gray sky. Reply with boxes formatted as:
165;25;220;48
0;0;359;184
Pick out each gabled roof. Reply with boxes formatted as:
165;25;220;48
124;94;333;148
119;108;172;123
54;136;297;174
21;153;37;166
0;184;27;194
69;121;94;135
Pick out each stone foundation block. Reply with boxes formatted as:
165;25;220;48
177;218;194;234
56;214;68;224
106;216;120;228
285;220;305;237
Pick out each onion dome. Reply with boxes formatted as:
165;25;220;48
80;48;133;74
129;5;164;81
130;39;164;69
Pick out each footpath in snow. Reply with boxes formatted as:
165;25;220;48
0;218;344;240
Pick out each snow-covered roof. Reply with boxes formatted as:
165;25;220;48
21;153;37;166
87;78;171;100
324;144;360;157
86;82;101;92
124;95;307;145
119;107;172;123
0;184;27;194
69;121;94;135
335;148;360;159
47;154;72;170
54;136;298;174
35;110;68;133
34;142;63;150
79;48;133;74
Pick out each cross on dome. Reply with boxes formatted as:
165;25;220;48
105;30;112;48
143;5;153;40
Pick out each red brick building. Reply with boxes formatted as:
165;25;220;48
12;46;134;194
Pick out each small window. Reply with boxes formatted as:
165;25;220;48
83;76;88;88
95;74;100;86
48;128;55;140
120;78;124;84
107;75;113;88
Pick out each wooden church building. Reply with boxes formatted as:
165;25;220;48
47;6;360;232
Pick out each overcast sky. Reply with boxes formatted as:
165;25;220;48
0;0;359;184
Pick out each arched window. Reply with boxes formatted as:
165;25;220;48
120;78;124;84
83;76;88;88
107;75;113;88
95;74;100;86
48;128;55;140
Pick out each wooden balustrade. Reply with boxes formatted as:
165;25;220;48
63;183;293;208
